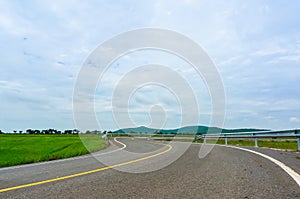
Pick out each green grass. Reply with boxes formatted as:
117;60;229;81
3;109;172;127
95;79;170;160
0;134;106;167
195;138;298;151
256;139;297;150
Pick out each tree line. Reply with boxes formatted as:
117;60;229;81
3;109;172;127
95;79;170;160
0;129;112;135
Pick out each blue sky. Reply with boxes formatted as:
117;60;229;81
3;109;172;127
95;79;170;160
0;0;300;132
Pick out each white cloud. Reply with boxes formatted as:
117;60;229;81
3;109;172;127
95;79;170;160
278;54;300;62
0;5;36;36
251;47;287;56
1;0;300;131
290;117;300;123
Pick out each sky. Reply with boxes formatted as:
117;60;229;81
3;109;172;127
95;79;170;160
0;0;300;132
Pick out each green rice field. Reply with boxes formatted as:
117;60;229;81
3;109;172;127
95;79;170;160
0;134;106;167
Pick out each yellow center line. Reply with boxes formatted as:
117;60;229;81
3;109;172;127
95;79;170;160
0;140;172;193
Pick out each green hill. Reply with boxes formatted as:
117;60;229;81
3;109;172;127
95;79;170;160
113;125;268;135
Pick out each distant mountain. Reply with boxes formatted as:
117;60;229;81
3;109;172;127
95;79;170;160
114;126;158;134
113;125;268;135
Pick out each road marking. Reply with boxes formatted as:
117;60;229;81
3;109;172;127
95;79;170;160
92;137;127;156
0;137;126;172
191;142;300;186
0;139;172;193
223;145;300;187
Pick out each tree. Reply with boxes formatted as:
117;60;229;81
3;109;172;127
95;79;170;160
49;129;56;134
26;129;34;134
73;129;79;134
64;130;73;134
13;130;17;134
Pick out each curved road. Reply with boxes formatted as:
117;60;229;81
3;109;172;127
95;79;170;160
1;138;300;198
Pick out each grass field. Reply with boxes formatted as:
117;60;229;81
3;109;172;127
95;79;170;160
196;138;298;151
0;134;106;167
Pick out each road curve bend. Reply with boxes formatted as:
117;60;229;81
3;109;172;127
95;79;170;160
0;138;300;198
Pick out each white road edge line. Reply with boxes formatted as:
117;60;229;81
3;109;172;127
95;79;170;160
90;137;127;157
0;137;127;171
222;144;300;187
100;137;127;155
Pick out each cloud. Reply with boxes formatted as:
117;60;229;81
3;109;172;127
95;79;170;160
290;117;300;123
57;61;65;65
1;0;300;131
0;2;36;36
278;54;300;62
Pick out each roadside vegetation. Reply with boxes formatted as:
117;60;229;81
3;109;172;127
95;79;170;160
0;134;106;167
195;138;298;151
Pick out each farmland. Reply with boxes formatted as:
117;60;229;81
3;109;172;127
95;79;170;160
0;134;106;167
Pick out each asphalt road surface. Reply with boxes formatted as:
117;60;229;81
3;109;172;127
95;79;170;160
1;138;300;198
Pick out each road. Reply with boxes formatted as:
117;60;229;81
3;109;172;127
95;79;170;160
0;138;300;198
